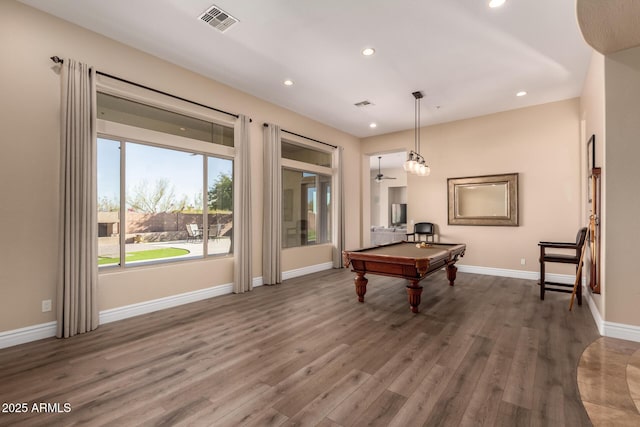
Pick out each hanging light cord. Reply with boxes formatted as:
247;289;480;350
416;95;420;154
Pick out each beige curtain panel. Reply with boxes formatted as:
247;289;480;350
233;115;253;293
57;59;99;338
262;124;282;285
332;146;345;268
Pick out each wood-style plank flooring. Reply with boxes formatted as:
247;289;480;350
0;268;602;426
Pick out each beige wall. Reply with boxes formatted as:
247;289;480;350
580;46;640;330
580;51;606;317
363;99;582;273
0;1;360;332
282;245;334;272
604;46;640;327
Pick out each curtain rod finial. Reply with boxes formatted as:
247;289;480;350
51;56;64;64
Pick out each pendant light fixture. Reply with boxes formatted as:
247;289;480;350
403;91;431;176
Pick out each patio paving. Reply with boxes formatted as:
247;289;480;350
98;236;231;264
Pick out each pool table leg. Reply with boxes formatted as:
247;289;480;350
354;273;368;303
406;282;423;313
446;263;458;286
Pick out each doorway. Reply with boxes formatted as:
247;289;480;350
364;151;407;246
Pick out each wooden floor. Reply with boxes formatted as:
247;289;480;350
0;268;602;426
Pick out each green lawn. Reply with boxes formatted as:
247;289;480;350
98;247;190;265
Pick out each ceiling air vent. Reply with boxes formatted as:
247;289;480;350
199;5;238;33
354;100;374;108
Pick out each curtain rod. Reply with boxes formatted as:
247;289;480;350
263;123;337;149
50;56;249;122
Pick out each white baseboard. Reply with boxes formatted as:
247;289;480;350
4;263;638;348
585;286;640;342
457;264;574;284
0;321;57;349
0;264;329;349
584;289;606;335
101;276;268;325
603;321;640;342
99;263;330;325
99;282;234;324
461;264;640;343
0;282;236;349
282;262;334;280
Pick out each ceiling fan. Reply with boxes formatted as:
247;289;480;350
374;156;397;183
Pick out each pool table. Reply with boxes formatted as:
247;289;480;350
342;241;466;313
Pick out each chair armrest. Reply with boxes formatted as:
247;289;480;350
405;232;415;236
538;241;577;249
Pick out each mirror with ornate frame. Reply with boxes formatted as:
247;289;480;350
448;173;519;226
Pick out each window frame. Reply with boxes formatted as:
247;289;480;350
97;129;235;270
281;137;335;249
96;78;237;270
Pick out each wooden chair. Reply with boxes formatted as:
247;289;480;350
406;222;435;242
538;227;588;305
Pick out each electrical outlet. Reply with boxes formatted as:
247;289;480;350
520;258;526;265
42;300;52;312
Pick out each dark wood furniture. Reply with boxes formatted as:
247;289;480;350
589;168;601;293
538;227;588;305
342;241;466;313
406;222;435;242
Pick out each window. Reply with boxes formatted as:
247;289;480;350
97;93;234;268
207;157;234;256
97;138;121;266
282;141;331;167
282;142;333;248
97;93;234;147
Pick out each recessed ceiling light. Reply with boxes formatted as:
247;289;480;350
362;47;375;56
489;0;506;8
283;79;294;86
369;123;377;128
516;91;527;97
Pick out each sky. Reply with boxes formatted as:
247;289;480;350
97;137;233;208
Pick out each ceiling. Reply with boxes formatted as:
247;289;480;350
370;152;407;171
20;0;592;138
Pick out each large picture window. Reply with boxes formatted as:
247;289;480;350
282;141;333;248
97;92;234;268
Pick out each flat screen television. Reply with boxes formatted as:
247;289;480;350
391;203;407;226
